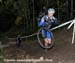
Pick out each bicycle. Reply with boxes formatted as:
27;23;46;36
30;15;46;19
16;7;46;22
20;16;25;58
37;26;54;49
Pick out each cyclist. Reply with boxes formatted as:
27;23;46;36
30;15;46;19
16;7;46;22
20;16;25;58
38;8;58;47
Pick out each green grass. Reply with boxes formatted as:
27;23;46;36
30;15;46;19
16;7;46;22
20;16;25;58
0;58;4;63
0;47;4;63
0;52;4;63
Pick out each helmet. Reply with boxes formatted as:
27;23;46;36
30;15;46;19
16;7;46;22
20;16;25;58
48;8;55;13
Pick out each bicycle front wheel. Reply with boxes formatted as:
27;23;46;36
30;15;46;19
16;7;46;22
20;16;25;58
37;27;54;49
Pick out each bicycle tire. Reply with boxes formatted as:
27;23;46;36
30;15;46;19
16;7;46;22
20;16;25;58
37;27;54;49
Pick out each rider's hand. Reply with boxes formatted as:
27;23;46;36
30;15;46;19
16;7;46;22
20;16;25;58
44;22;51;29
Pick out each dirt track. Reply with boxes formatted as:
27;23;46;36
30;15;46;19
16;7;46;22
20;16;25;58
4;27;75;63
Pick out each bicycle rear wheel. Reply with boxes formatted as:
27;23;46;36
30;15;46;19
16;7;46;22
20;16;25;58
37;27;54;49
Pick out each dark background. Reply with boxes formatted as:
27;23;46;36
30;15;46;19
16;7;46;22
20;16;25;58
0;0;75;37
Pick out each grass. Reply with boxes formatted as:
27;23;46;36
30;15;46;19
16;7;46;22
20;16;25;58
0;59;4;63
0;50;4;63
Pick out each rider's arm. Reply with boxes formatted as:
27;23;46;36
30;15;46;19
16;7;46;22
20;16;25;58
38;16;46;27
51;17;57;22
51;17;59;26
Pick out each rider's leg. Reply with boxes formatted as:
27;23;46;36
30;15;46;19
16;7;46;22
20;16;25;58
43;30;52;47
47;31;52;44
48;39;51;44
44;38;48;47
43;30;49;47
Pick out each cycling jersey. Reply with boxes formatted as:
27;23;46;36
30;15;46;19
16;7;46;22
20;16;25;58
38;15;57;27
38;15;57;39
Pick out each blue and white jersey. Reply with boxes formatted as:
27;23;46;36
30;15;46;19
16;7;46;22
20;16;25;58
39;15;57;27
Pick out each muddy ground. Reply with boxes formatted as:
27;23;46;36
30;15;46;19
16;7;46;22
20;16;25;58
4;26;75;63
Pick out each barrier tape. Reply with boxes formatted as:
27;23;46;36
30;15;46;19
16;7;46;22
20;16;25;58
8;20;72;39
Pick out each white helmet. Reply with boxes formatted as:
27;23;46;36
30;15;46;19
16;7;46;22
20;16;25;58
48;8;55;13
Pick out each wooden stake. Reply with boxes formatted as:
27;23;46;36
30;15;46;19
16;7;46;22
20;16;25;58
72;23;75;44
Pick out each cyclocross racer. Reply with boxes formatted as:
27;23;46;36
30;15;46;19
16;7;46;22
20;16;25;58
38;8;58;47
